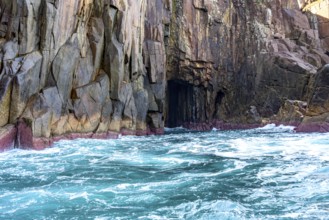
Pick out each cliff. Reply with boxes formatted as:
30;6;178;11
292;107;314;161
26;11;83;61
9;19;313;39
0;0;328;151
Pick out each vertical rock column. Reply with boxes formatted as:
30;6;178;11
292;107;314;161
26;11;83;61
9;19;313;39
0;0;170;150
143;0;172;133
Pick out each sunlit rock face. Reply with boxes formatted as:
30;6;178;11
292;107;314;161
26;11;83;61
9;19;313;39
0;0;329;149
0;0;169;149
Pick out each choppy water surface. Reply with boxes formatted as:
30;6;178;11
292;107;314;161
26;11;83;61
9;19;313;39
1;125;329;219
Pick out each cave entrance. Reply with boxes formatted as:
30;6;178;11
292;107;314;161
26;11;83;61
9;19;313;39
166;80;207;128
167;80;193;127
214;90;225;118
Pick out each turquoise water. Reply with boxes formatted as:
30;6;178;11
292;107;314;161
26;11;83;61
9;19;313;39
1;124;329;219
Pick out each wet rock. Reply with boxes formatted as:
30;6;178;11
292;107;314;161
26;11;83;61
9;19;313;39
33;137;53;151
0;124;17;152
296;113;329;133
16;118;34;149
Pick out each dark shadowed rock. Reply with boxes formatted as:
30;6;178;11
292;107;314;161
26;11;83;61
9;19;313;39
308;64;329;113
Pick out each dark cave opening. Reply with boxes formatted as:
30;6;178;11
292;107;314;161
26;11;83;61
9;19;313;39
166;80;207;128
214;90;225;118
166;80;194;128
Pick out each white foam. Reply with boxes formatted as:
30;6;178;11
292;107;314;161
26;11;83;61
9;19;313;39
160;199;248;219
2;126;329;219
68;192;89;201
164;126;188;132
256;123;296;132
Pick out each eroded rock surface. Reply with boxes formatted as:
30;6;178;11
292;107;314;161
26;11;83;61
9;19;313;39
166;0;329;129
0;0;329;150
0;0;169;149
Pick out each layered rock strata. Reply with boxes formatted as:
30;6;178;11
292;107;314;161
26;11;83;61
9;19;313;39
0;0;329;151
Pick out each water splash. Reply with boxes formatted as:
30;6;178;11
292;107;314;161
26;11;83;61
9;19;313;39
0;125;329;219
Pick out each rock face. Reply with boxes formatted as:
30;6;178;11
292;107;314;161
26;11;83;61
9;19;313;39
0;0;168;149
166;0;329;129
0;0;329;150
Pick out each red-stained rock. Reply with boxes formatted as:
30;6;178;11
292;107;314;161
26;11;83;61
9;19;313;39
0;125;17;152
107;131;119;139
146;127;165;135
52;135;66;143
217;123;261;131
120;129;137;136
183;122;212;131
272;121;301;128
66;133;94;140
16;118;34;149
295;122;329;133
136;130;148;136
92;133;108;139
33;137;53;150
152;128;165;135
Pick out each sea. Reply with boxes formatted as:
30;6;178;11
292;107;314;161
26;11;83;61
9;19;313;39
0;124;329;219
